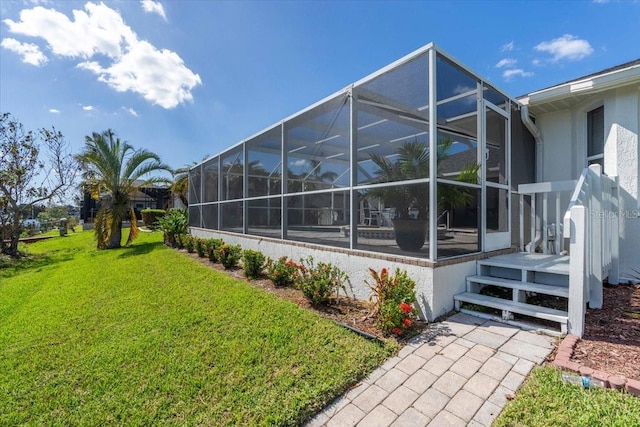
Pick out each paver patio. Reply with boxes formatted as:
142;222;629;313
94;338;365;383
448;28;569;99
306;313;557;427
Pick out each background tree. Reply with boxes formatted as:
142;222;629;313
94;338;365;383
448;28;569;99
37;205;78;232
170;155;209;207
0;112;77;256
77;129;171;249
170;165;190;207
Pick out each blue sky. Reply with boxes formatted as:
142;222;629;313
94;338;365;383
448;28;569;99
1;0;639;174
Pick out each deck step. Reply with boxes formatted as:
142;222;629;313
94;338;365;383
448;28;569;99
467;275;569;298
454;292;568;325
477;253;570;276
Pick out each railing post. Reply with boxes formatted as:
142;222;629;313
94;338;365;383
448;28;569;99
530;194;536;253
568;205;586;337
555;193;561;254
519;193;524;251
589;165;603;309
542;193;548;254
610;176;620;284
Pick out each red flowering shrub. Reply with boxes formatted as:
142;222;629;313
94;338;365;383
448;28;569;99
205;238;224;262
294;256;349;306
243;249;266;279
367;267;418;336
214;244;242;269
184;235;196;253
266;256;298;287
195;238;207;257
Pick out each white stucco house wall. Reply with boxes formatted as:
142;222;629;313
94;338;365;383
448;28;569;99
519;59;640;280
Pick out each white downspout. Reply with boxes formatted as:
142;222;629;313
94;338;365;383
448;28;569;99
521;106;544;251
520;105;543;182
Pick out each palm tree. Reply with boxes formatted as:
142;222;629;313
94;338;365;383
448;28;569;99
171;155;210;207
77;129;172;249
171;165;190;207
366;138;478;251
367;139;478;220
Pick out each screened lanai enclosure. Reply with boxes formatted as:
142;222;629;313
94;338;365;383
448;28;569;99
189;44;517;261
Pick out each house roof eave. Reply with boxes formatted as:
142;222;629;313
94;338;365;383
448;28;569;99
518;62;640;112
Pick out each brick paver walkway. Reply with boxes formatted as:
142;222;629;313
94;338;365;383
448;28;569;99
306;312;556;427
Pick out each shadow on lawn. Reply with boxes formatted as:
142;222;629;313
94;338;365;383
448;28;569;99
0;249;78;278
117;241;164;258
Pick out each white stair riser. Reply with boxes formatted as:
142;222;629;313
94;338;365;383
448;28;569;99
454;293;568;324
466;276;569;298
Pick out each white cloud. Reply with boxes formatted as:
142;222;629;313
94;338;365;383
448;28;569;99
78;40;201;108
534;34;593;62
140;0;166;21
453;85;475;95
496;58;517;68
49;108;61;113
500;41;515;52
83;105;94;111
3;2;200;109
532;59;541;66
4;3;134;58
290;159;308;167
1;37;47;66
502;69;534;80
123;107;139;117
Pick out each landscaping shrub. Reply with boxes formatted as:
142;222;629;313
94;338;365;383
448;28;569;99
266;256;298;287
175;233;186;249
215;244;242;269
205;238;224;262
184;235;196;253
367;268;418;336
243;249;266;279
295;256;348;306
157;209;188;246
140;208;166;230
195;238;207;257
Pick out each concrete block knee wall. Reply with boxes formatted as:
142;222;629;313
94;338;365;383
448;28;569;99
190;228;479;322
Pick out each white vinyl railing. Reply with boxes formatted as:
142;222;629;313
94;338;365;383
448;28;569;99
518;180;577;254
564;164;619;336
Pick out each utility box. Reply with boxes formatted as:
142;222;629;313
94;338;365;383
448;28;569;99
59;218;67;236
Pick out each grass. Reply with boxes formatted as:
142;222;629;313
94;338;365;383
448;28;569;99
495;366;640;427
0;231;393;426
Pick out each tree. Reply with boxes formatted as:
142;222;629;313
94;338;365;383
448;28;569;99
0;112;77;256
170;155;209;207
76;129;172;249
170;165;189;207
367;139;478;220
37;205;78;232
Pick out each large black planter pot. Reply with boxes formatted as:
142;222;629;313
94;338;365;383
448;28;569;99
392;219;428;252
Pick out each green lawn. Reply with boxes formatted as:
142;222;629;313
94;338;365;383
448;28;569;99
0;231;393;426
495;366;640;427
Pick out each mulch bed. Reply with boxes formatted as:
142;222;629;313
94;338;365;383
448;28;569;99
182;250;393;339
571;282;640;380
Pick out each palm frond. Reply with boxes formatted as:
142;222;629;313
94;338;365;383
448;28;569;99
126;206;139;246
93;207;110;249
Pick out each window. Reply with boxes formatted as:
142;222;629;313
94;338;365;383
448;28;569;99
587;106;604;167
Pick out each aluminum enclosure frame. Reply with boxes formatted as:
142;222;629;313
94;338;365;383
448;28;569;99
188;43;518;262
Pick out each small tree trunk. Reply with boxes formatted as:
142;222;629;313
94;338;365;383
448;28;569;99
108;220;122;249
9;235;19;256
1;235;20;257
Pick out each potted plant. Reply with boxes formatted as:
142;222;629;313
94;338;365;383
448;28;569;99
366;139;477;251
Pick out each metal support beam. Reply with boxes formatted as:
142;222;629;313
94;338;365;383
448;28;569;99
428;48;437;261
349;87;358;250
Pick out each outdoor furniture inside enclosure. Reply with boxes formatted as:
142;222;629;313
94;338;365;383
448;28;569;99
188;44;516;261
